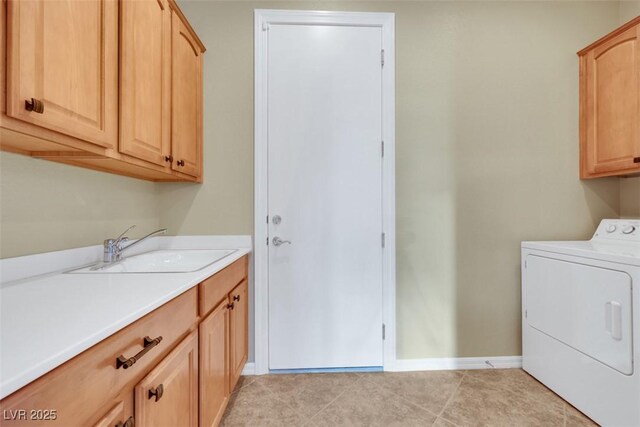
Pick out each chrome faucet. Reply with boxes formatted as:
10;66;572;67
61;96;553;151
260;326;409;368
102;225;168;263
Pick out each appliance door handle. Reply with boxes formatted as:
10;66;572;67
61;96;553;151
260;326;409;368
605;301;622;341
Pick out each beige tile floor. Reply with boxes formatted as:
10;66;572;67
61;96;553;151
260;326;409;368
220;369;599;427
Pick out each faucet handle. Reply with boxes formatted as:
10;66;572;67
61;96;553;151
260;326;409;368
115;225;136;243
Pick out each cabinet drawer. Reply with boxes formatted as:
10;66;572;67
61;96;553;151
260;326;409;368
0;288;197;426
199;256;248;316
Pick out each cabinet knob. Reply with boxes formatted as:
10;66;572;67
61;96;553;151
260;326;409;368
233;295;240;302
634;157;640;163
25;98;44;114
177;160;185;167
148;384;164;402
116;416;135;427
164;155;173;163
227;302;235;310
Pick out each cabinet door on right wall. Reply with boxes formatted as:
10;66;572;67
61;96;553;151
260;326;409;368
171;11;203;179
581;24;640;177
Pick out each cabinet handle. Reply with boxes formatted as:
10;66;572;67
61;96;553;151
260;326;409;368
116;416;135;427
227;302;235;310
116;336;163;369
25;98;44;114
176;160;185;167
148;384;164;402
634;157;640;163
164;155;173;163
233;295;240;302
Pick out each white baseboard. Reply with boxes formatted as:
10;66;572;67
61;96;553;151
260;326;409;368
242;362;256;376
241;357;521;376
387;356;522;372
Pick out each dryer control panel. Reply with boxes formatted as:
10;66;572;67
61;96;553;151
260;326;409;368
593;219;640;242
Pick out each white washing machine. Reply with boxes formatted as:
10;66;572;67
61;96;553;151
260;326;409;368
522;219;640;427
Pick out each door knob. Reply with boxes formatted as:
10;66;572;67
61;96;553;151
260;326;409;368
272;237;291;246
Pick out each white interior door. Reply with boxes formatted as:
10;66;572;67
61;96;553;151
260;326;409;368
267;23;384;369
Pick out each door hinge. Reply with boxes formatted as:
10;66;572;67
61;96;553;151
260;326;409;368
381;49;385;67
381;140;384;157
266;237;269;245
262;23;270;31
381;233;386;248
266;215;269;224
525;310;528;319
382;323;386;340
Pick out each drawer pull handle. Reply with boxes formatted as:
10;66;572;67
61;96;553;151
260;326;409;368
634;157;640;163
116;336;163;369
116;416;135;427
233;295;240;302
148;384;164;402
25;98;44;113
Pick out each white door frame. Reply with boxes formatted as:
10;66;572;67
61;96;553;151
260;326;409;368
254;9;396;375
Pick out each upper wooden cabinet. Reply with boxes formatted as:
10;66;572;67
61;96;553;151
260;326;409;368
0;0;206;182
171;10;203;178
579;17;640;179
5;0;118;148
119;0;172;167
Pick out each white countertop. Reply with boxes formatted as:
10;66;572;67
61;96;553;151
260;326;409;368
0;236;252;399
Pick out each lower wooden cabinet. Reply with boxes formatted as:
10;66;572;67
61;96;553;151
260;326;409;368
229;280;248;391
0;255;249;427
135;330;199;427
93;397;133;427
199;299;230;427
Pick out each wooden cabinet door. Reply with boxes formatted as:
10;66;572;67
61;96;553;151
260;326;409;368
6;0;118;148
135;330;198;427
119;0;171;166
199;298;230;427
171;10;203;178
581;24;640;176
93;395;134;427
229;280;248;391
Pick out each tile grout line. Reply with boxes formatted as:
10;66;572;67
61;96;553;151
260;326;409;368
357;373;448;421
306;375;368;424
251;378;310;422
467;370;566;412
435;370;467;423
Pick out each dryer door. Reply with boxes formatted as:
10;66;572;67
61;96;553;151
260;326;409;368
525;255;633;375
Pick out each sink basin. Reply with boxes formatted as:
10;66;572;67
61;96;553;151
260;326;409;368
68;249;237;274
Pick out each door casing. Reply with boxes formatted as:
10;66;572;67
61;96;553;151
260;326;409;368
253;9;396;375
